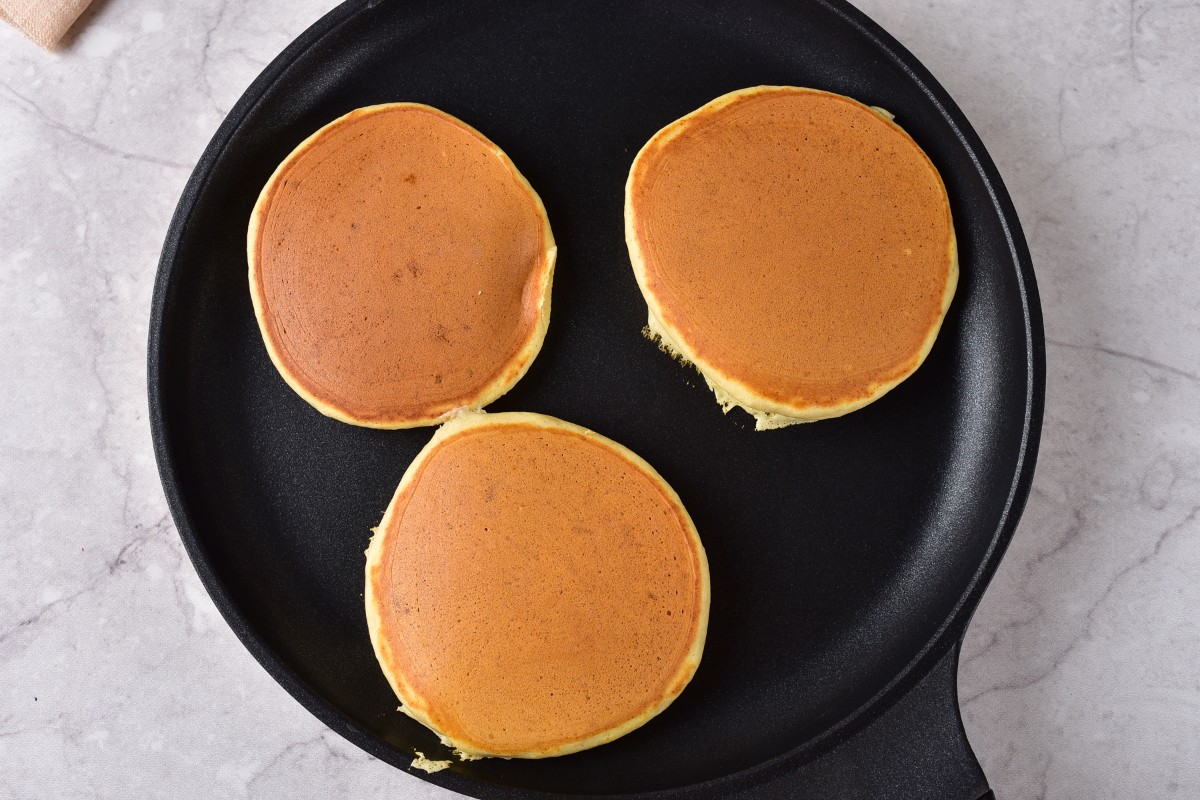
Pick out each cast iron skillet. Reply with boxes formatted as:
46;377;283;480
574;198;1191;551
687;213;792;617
148;1;1044;797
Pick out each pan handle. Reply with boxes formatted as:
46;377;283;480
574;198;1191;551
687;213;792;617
722;639;991;800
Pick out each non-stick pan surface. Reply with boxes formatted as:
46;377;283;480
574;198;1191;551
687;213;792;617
149;1;1044;797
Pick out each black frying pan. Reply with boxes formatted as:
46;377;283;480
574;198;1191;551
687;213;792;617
148;1;1044;797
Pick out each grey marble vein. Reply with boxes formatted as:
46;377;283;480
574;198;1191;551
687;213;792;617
1;0;1197;798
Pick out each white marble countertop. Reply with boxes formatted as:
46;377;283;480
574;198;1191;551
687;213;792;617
2;0;1198;797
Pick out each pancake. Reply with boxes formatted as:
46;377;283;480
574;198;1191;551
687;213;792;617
625;86;957;428
248;103;556;428
365;411;709;759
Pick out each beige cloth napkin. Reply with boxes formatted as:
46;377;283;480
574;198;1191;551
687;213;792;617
1;0;93;49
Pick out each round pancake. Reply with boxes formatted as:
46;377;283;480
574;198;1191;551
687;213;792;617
248;103;556;428
365;412;709;759
625;86;957;428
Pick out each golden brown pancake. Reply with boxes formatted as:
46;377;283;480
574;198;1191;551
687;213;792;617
626;86;957;428
365;412;709;759
248;103;556;428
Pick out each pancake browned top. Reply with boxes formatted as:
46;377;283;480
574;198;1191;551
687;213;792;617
626;86;957;427
365;412;709;759
249;104;555;428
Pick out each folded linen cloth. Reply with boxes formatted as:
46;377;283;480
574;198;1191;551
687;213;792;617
1;0;93;49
